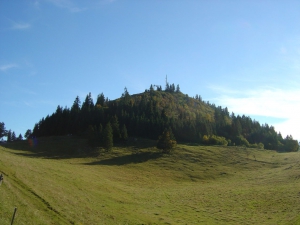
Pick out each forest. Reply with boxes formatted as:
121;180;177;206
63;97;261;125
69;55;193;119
23;82;298;153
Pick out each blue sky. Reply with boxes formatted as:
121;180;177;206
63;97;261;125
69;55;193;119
1;0;300;141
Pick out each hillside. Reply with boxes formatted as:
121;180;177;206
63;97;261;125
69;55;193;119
1;138;300;224
29;84;298;153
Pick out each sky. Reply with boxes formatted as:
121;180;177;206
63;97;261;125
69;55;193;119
1;0;300;141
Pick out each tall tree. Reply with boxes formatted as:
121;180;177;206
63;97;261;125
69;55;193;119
103;122;113;151
7;130;12;142
97;123;103;144
87;125;96;146
120;124;128;141
17;133;23;140
0;122;7;139
11;132;16;141
157;128;177;154
96;93;105;107
82;92;94;111
71;96;81;112
110;115;121;140
24;129;32;139
121;87;131;106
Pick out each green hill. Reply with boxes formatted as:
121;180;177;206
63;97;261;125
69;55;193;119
29;84;298;153
1;138;300;224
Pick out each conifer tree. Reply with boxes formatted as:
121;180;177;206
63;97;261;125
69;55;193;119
157;128;177;154
96;93;105;107
0;122;7;139
82;92;94;111
97;123;103;144
7;130;12;142
103;122;113;151
71;96;81;112
24;129;32;139
87;125;96;146
110;115;121;140
149;84;154;93
17;133;23;140
121;124;128;141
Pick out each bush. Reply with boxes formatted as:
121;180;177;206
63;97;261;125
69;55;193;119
233;135;249;147
157;128;177;154
202;135;228;146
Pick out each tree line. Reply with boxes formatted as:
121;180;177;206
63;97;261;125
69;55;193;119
0;122;24;142
28;83;298;152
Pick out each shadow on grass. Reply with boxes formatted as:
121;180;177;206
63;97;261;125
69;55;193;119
10;150;100;159
0;139;99;159
84;151;163;166
1;137;159;162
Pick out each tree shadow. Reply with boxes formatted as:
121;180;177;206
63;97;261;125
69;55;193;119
84;151;163;166
1;139;99;159
1;137;160;162
10;150;99;159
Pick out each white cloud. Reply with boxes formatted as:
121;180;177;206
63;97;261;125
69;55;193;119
0;64;18;72
24;101;33;107
4;16;31;30
44;0;87;12
11;22;31;30
70;7;87;13
275;118;300;140
210;86;300;141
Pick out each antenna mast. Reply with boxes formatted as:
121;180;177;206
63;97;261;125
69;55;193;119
165;75;168;86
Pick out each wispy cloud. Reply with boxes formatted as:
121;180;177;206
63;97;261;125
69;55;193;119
44;0;87;12
104;0;117;3
69;7;87;13
4;16;32;30
11;22;31;30
23;101;33;107
0;63;18;72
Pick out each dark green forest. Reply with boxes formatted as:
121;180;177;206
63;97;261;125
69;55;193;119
29;83;298;152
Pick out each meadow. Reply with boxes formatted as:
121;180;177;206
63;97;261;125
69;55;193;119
0;137;300;224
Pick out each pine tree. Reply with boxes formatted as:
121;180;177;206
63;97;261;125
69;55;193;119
157;128;177;154
17;133;23;140
82;92;94;111
24;129;32;139
7;130;12;142
103;122;113;151
149;84;154;93
87;125;96;146
96;93;105;107
0;122;7;139
11;132;16;142
110;115;121;140
71;96;81;112
97;123;103;144
121;124;128;141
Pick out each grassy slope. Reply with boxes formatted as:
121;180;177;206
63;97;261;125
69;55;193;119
0;138;300;224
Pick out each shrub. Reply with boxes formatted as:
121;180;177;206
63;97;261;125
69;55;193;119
202;135;228;146
157;128;177;154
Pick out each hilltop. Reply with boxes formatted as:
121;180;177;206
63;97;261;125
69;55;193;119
28;83;298;153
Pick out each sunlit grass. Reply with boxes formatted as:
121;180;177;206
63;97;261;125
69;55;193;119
0;138;300;224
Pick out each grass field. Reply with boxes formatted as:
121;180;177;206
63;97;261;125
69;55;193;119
0;137;300;224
